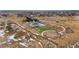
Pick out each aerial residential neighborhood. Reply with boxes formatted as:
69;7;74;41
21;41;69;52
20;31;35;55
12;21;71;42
0;10;79;48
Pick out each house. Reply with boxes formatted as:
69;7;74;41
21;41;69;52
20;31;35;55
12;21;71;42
26;15;45;27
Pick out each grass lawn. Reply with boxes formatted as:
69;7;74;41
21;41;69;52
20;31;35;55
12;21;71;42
37;26;49;33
